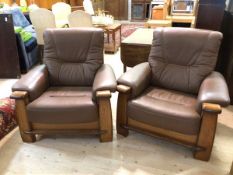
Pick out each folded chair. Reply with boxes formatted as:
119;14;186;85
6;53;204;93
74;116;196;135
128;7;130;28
11;28;116;143
117;27;230;161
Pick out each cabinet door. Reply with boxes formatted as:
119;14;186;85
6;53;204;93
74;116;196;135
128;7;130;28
196;0;225;31
0;14;21;78
132;3;144;20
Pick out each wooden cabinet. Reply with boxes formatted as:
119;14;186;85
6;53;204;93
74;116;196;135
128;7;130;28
131;0;151;21
151;6;164;20
105;0;128;20
0;14;21;78
195;0;226;31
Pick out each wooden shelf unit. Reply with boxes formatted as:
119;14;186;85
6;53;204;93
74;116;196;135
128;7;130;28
131;0;151;21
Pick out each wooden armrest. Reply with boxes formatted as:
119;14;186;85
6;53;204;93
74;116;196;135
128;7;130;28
96;90;111;98
10;91;28;100
117;85;131;93
202;103;222;114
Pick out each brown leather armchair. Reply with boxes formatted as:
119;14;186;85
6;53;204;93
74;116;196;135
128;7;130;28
117;27;230;161
11;28;116;143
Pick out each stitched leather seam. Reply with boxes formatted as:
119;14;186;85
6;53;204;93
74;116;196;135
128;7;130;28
50;31;62;84
145;94;195;107
158;29;166;81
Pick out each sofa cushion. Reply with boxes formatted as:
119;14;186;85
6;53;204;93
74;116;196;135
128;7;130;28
24;25;36;38
149;27;222;94
27;87;98;124
24;37;37;52
127;86;200;135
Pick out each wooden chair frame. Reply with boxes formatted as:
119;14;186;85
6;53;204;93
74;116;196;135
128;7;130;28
116;84;222;161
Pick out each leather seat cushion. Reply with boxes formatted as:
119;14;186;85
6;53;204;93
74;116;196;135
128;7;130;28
27;87;98;124
127;86;201;135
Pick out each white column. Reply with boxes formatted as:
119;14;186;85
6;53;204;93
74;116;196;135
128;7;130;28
128;0;131;21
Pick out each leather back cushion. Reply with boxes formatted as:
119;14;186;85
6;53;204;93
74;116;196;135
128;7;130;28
149;27;222;94
43;28;104;86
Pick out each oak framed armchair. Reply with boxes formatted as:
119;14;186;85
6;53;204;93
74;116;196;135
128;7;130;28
117;27;230;161
11;28;116;143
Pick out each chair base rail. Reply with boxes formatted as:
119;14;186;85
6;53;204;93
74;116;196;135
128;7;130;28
24;129;107;135
121;124;205;152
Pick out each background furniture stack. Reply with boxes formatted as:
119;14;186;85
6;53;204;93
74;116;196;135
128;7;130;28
146;0;197;28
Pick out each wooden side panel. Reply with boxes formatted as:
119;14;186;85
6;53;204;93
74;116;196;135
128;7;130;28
98;96;113;142
13;92;36;143
0;14;21;78
195;0;225;31
194;110;218;161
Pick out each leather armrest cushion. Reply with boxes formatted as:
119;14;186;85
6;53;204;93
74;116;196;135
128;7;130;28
117;62;151;98
197;71;230;112
93;64;117;99
12;65;49;101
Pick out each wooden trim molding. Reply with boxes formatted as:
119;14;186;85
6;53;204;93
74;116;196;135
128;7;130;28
32;122;99;130
128;118;198;146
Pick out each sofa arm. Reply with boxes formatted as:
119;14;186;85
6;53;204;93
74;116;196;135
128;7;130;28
117;62;151;98
93;64;117;99
12;65;49;101
197;71;230;112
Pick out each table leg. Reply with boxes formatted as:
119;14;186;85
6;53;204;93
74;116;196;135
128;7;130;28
120;26;122;44
112;30;116;52
107;32;110;43
230;161;233;175
123;65;126;72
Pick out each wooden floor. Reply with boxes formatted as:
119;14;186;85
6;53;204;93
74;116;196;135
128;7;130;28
0;50;232;175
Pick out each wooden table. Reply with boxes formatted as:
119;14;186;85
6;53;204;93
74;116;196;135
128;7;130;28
104;23;121;53
121;28;154;72
145;20;172;28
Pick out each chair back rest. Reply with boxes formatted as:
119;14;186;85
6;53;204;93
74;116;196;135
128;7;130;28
28;4;39;12
68;10;93;27
149;27;222;94
43;28;104;86
83;0;94;15
29;8;56;45
52;2;71;24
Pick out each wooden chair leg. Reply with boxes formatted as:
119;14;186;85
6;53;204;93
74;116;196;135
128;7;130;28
12;91;36;143
97;91;113;142
194;103;221;161
230;161;233;175
38;45;44;64
116;85;131;137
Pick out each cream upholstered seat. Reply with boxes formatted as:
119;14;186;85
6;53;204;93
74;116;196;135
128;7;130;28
29;8;56;63
52;2;71;28
29;8;56;46
68;10;93;27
